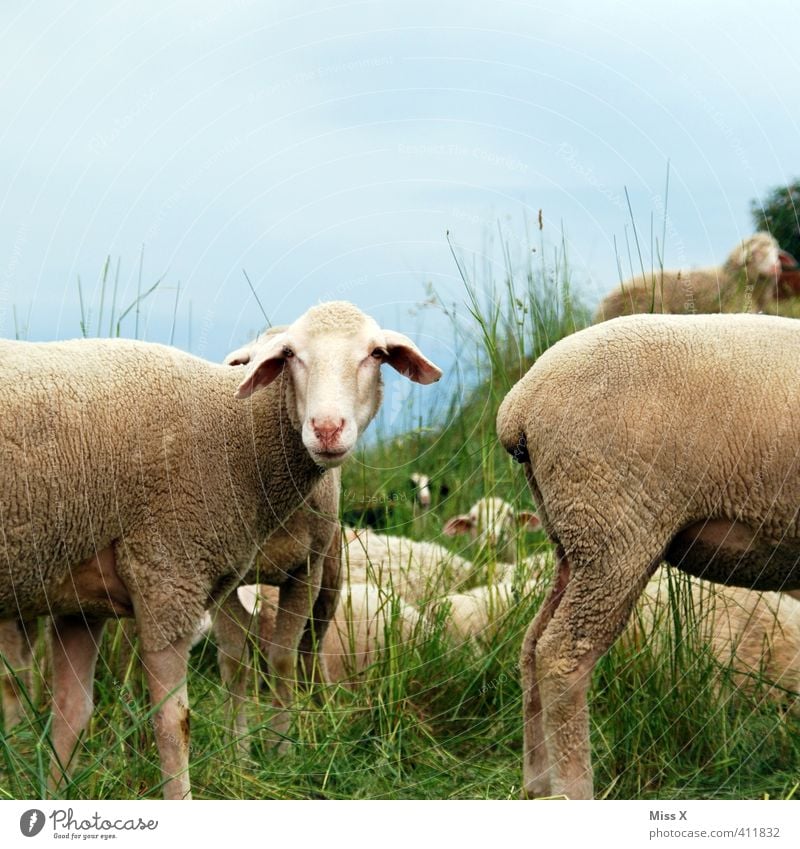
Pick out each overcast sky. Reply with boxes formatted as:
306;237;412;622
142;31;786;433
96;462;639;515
1;0;798;387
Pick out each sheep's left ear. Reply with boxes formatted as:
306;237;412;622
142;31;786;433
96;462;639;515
442;515;473;536
516;510;541;531
235;332;291;398
382;330;442;385
779;250;799;271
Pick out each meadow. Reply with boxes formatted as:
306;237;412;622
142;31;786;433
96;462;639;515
1;225;799;801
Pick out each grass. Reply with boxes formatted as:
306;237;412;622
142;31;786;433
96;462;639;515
2;219;799;800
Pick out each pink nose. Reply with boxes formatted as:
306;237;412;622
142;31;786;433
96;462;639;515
312;418;345;448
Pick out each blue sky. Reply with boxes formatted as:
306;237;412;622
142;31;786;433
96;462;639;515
1;0;798;391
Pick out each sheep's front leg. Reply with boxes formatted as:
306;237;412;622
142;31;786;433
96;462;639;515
268;559;323;749
298;527;342;686
48;615;105;794
140;635;194;800
520;548;571;799
0;617;35;730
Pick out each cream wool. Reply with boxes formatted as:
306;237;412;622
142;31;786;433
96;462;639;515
497;312;800;799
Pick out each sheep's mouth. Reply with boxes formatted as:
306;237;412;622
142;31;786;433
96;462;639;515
313;448;350;466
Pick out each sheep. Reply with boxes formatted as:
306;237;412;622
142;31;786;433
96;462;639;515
342;528;478;603
442;497;541;562
496;312;800;799
212;470;342;752
593;232;790;322
219;581;423;686
444;580;539;641
0;300;441;799
0;618;36;729
628;572;800;711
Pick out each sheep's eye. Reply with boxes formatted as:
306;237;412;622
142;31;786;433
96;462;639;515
282;347;294;359
371;348;387;360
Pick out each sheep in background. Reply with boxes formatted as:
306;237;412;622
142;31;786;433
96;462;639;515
0;300;441;799
343;528;478;603
594;232;791;322
221;581;423;687
628;573;800;712
497;312;800;799
442;497;541;563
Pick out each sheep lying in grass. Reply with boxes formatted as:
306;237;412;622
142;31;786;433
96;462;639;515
497;312;800;799
0;300;441;799
342;529;479;603
628;573;800;712
219;582;423;688
594;232;791;321
442;497;541;562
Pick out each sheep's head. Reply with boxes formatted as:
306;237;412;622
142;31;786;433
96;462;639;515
410;472;432;508
442;497;540;550
230;301;442;468
729;232;783;280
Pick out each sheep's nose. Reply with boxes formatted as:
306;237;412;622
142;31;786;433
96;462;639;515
312;418;345;443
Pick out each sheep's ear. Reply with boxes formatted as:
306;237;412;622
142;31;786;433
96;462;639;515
235;333;290;399
779;250;799;271
225;343;255;366
226;325;290;367
382;330;442;385
516;510;541;531
442;515;473;536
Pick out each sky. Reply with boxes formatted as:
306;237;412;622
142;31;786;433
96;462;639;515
1;0;799;406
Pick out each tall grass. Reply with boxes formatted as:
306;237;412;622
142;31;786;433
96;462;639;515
2;223;799;800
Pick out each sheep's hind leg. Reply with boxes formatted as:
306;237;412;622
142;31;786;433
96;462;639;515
140;634;194;800
534;548;659;799
0;617;35;730
521;547;571;799
48;615;106;795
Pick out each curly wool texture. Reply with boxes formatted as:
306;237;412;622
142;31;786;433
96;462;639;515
594;232;783;321
0;337;325;651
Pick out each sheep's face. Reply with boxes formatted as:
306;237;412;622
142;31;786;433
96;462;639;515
734;233;782;280
232;301;442;468
443;497;541;550
410;472;432;508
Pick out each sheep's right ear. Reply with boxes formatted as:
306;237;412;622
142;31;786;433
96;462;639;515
235;333;290;399
226;325;290;368
516;510;541;531
225;344;255;366
442;515;474;536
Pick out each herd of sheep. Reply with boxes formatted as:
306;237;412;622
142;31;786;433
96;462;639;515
2;231;800;800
